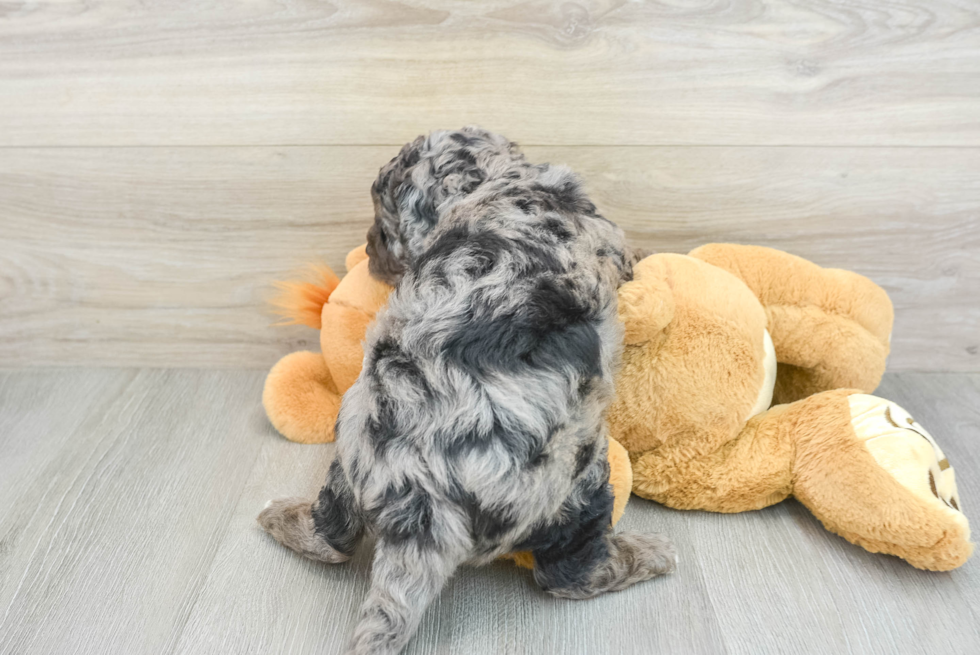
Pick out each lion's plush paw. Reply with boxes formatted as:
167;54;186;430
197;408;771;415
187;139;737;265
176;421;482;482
263;351;342;444
847;394;972;570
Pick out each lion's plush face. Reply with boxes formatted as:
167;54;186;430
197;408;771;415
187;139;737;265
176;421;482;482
849;394;967;526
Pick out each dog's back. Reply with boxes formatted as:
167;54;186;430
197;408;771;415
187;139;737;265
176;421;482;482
338;164;629;561
259;130;675;655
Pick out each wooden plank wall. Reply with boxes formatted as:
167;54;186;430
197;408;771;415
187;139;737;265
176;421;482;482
1;0;978;370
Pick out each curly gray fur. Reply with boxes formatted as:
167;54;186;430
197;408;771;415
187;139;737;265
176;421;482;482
365;127;531;286
259;128;674;655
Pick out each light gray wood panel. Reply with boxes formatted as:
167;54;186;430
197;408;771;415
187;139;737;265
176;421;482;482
171;439;374;655
686;501;980;655
1;0;979;146
0;368;139;616
0;369;136;494
0;369;269;655
1;146;977;370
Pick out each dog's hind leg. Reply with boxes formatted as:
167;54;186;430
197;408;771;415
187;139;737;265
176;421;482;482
535;530;676;600
346;538;462;655
257;459;364;563
528;463;676;600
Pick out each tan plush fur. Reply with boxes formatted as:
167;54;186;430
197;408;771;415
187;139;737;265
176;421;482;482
791;390;972;571
263;351;342;444
610;254;769;463
615;246;972;571
689;244;893;404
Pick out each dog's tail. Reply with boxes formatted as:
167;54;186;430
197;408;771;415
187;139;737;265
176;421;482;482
349;538;462;653
270;264;340;330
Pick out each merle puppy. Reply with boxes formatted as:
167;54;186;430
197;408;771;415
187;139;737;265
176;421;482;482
259;128;675;655
363;128;532;286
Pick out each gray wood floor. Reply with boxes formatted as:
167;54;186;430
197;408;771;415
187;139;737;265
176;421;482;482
0;369;977;655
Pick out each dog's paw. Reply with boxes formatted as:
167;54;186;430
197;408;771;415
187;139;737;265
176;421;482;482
615;531;678;578
257;496;311;536
257;497;351;564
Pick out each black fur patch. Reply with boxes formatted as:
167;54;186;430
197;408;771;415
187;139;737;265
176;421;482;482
449;132;475;147
312;460;363;556
366;395;401;457
433;234;601;381
379;482;435;547
528;287;602;372
528;444;550;469
366;221;406;287
444;414;547;469
529;180;598;217
448;482;518;544
372;337;430;394
415;224;510;275
573;441;595;478
514;470;615;591
542;217;573;242
577;375;597;398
